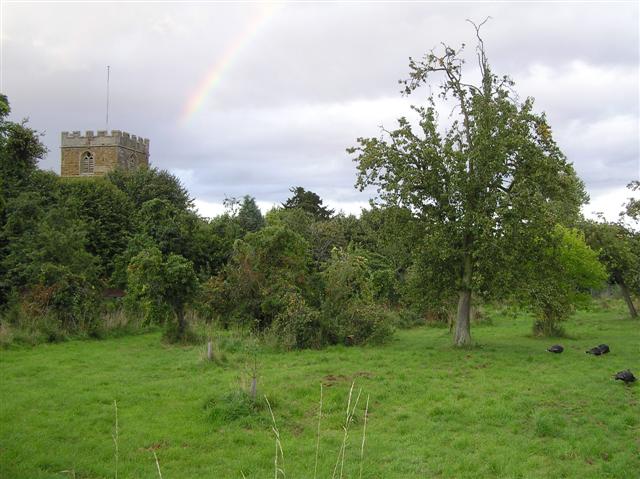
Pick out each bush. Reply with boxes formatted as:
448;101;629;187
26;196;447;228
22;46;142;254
321;247;395;345
371;268;400;305
270;292;323;349
206;226;313;332
331;302;396;345
394;308;425;329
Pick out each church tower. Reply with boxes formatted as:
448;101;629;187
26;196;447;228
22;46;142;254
60;130;150;177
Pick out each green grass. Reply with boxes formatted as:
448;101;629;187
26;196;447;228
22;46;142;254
1;305;638;478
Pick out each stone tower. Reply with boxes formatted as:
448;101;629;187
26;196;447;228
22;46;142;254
60;130;150;177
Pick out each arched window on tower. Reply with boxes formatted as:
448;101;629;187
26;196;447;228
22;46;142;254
80;151;95;175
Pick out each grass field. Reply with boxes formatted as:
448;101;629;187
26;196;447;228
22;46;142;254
1;305;638;478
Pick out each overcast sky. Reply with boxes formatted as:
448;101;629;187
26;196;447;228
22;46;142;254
2;1;638;220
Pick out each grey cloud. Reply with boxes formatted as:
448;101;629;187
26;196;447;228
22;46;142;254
3;2;638;219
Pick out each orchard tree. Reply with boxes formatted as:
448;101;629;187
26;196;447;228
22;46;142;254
349;23;586;345
127;247;199;341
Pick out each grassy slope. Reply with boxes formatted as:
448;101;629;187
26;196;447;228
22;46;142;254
1;307;638;479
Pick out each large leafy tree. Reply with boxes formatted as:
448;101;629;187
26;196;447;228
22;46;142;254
349;25;586;345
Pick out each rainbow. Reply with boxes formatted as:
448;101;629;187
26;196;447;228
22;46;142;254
180;2;283;124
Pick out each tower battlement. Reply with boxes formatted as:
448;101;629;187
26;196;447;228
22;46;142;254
60;129;150;177
61;130;150;153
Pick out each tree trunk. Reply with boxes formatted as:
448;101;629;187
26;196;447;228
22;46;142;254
619;281;638;318
176;306;186;338
454;252;473;346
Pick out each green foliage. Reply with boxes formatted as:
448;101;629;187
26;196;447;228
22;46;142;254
270;292;323;349
582;218;639;318
266;207;349;263
210;226;313;331
357;207;420;306
207;227;395;348
350;33;587;345
359;206;419;274
136;199;196;255
236;195;265;233
106;166;192;211
1;189;102;333
321;247;395;345
127;247;199;341
0;97;50;306
282;186;334;220
622;180;639;222
322;247;374;311
59;178;134;277
582;220;639;290
0;95;48;196
131;198;224;279
520;225;607;336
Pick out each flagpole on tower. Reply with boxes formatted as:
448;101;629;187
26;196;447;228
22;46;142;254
106;65;110;130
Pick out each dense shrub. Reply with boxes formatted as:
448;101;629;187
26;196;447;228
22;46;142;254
270;292;323;349
330;301;396;345
321;247;395;345
209;226;313;331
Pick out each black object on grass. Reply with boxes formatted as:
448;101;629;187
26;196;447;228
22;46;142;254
614;370;636;384
587;344;610;355
547;345;564;353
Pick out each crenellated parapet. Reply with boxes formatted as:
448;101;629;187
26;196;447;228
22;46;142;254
60;129;150;177
61;130;150;153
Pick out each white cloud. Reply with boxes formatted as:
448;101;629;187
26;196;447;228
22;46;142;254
583;185;638;222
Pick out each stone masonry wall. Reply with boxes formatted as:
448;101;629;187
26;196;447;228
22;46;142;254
60;130;150;177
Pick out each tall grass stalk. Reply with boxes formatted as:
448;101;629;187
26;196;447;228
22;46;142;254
265;395;285;478
313;383;323;479
332;381;362;479
153;451;163;479
112;400;119;479
359;394;370;479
